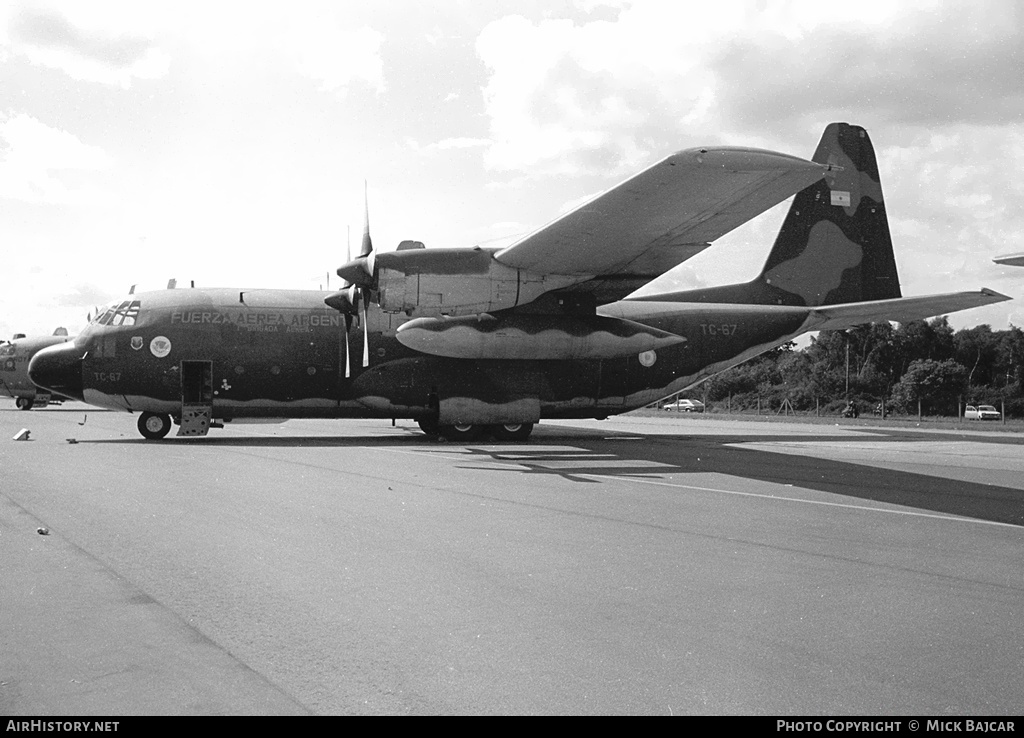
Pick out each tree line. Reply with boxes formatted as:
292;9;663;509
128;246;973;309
691;318;1024;417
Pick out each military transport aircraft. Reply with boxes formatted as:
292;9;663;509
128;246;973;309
29;123;1009;441
1;328;73;409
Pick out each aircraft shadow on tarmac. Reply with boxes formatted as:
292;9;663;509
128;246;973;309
1;406;89;413
70;422;1023;527
451;428;1024;528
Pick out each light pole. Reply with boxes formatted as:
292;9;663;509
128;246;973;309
845;333;850;398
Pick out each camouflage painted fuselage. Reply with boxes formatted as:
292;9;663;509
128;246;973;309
53;287;808;424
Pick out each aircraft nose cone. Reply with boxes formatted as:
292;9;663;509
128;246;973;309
29;342;85;401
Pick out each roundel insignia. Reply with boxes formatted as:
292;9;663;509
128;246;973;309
150;336;172;358
131;336;143;351
638;350;657;367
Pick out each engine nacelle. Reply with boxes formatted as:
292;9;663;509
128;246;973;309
373;247;586;317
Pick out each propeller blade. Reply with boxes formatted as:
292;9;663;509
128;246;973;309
335;187;377;287
333;190;374;375
340;226;352;288
343;315;351;378
361;294;370;368
360;181;373;258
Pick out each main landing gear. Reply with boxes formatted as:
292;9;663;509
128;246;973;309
138;412;173;440
417;419;534;442
489;423;534;442
15;397;34;410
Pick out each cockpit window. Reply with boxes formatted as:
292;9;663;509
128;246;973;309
93;300;141;327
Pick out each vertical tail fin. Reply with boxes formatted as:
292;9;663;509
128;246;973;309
632;123;901;307
759;122;901;305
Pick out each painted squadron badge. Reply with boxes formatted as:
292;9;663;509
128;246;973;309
149;336;172;358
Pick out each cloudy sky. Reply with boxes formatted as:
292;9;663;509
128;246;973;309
2;0;1022;340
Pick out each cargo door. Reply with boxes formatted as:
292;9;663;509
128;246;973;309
179;360;213;436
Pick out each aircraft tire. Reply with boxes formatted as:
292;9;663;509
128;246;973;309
16;397;34;410
489;422;534;442
138;412;172;440
438;423;484;442
417;418;440;436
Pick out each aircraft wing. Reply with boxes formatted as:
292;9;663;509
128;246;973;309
993;253;1024;267
804;289;1011;332
494;147;830;279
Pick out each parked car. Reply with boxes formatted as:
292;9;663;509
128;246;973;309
964;404;1001;420
663;399;705;412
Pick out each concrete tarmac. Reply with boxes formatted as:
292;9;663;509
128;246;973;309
2;403;1022;715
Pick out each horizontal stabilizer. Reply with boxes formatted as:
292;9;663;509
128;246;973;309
805;289;1011;332
602;289;1010;343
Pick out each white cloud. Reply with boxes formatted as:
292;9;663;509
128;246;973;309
0;111;109;169
477;14;658;177
426;137;492;151
882;125;1024;290
17;42;169;88
291;23;385;95
475;1;1022;178
3;4;170;88
0;111;114;205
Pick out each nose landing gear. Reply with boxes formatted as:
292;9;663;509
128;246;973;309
138;412;172;440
